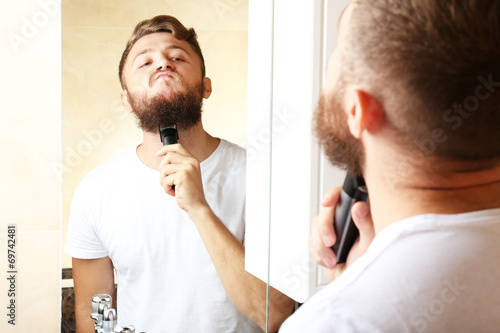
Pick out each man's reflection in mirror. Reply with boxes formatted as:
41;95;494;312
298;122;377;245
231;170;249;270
65;15;294;333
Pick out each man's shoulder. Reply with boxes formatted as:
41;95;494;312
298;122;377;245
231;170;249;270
76;146;137;190
210;139;246;169
220;139;246;159
281;210;500;332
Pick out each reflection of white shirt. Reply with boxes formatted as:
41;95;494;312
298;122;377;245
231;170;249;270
65;140;262;333
280;208;500;332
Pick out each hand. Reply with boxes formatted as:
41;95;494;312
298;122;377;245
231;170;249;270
156;144;209;214
309;186;375;282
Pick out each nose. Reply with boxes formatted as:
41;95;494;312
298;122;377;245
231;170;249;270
156;58;173;71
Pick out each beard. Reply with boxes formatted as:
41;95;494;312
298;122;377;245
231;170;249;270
314;86;365;176
128;81;204;133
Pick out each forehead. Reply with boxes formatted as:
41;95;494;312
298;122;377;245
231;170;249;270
128;32;193;57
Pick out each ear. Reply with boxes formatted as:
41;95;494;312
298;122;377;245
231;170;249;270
121;90;133;113
202;77;212;99
345;89;384;138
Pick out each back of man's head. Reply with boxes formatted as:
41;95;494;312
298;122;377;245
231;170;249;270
343;0;500;161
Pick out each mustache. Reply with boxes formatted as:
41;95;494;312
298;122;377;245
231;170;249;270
148;69;179;88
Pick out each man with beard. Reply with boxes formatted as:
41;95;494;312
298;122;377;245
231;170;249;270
65;15;293;333
280;0;500;332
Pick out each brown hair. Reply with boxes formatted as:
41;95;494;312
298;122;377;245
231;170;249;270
118;15;205;89
343;0;500;160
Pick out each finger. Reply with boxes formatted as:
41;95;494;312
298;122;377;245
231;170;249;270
156;143;178;157
160;173;176;196
156;143;193;158
321;185;342;207
309;186;343;269
159;164;176;181
159;163;201;194
159;152;199;171
158;151;181;170
316;207;336;248
351;201;375;253
323;263;345;283
309;227;337;269
316;186;342;247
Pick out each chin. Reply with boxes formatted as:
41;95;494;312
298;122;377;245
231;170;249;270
151;89;176;101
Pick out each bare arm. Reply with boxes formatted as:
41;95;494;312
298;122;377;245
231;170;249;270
191;207;295;332
157;144;295;332
72;257;115;333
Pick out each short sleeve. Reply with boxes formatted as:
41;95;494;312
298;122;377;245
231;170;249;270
64;173;108;259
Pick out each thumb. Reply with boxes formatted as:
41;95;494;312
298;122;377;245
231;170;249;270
351;201;375;253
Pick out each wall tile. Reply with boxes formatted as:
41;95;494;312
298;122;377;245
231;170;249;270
1;231;60;332
172;0;248;32
201;30;248;146
1;0;61;331
62;0;174;28
0;0;61;232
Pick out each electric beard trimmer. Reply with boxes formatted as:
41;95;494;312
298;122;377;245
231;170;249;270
331;173;369;264
159;124;178;145
159;124;178;190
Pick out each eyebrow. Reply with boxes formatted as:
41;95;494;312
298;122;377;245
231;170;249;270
131;45;190;65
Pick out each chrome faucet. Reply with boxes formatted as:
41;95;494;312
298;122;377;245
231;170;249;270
113;325;136;332
90;293;137;333
91;293;112;332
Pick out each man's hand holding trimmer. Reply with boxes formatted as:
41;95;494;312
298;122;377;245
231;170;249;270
309;185;375;282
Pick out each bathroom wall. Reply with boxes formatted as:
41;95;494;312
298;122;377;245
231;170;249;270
0;0;61;331
0;0;247;331
61;0;249;269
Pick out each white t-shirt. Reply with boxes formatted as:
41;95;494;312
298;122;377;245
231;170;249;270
280;208;500;332
65;139;262;333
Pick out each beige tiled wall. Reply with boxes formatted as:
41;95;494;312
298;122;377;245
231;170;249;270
0;0;61;331
0;0;248;331
61;0;249;269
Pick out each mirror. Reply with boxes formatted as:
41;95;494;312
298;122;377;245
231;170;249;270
2;0;347;331
245;0;350;330
61;0;249;331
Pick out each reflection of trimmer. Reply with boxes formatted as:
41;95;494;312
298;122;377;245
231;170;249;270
331;173;369;264
159;124;178;146
159;124;178;190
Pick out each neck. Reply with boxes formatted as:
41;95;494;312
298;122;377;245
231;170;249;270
136;122;220;170
365;155;500;234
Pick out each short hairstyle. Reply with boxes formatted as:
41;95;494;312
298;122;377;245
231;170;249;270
118;15;205;90
343;0;500;160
